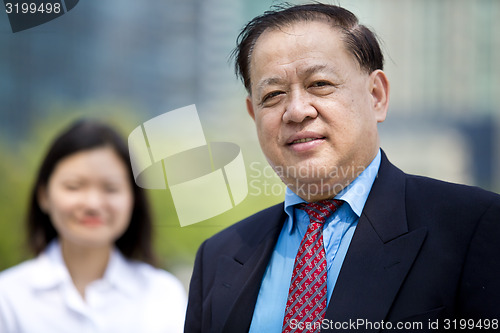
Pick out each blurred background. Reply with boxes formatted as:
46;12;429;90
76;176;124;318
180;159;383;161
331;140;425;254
1;0;499;289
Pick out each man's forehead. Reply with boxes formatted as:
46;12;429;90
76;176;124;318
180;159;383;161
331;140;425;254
248;21;348;85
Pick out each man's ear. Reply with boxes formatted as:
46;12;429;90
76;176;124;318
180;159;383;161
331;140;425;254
37;185;49;213
369;70;390;123
246;95;256;121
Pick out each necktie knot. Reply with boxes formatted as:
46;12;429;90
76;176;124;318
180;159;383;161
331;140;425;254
298;199;343;225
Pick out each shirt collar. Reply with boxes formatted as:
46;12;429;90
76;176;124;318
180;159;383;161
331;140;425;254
30;240;70;290
335;149;381;216
102;247;144;297
284;149;381;231
30;240;143;297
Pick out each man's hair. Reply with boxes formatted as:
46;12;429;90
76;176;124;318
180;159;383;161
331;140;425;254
232;2;384;92
26;119;156;265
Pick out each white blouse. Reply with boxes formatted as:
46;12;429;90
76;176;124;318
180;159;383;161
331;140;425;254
0;241;187;333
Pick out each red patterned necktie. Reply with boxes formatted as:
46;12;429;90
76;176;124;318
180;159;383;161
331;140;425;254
282;199;343;333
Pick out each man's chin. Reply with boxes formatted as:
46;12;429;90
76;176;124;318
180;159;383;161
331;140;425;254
272;161;336;180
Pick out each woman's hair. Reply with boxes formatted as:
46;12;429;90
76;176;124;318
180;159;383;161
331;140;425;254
27;119;156;264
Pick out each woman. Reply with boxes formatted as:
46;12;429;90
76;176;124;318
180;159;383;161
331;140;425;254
0;120;186;333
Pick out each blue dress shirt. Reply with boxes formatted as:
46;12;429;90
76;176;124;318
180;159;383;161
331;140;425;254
249;150;381;333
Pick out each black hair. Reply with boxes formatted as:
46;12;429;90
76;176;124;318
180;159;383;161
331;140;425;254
232;2;384;92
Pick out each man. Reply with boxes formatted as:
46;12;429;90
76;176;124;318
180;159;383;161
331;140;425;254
185;3;500;332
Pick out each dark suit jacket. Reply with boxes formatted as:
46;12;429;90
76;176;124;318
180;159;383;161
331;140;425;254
185;152;500;332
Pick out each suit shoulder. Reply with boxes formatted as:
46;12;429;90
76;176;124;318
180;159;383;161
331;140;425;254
209;202;284;240
404;174;500;219
405;174;500;202
203;202;285;249
381;151;500;205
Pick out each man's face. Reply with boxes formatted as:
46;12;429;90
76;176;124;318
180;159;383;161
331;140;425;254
246;21;389;201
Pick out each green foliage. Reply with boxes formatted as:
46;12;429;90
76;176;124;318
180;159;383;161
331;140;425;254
0;140;29;269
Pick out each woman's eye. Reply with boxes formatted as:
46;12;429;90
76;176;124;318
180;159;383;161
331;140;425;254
105;186;119;193
64;184;80;191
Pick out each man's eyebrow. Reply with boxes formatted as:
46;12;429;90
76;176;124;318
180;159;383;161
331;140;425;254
254;64;341;95
256;77;285;93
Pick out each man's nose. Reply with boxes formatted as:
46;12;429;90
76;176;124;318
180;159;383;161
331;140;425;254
282;90;318;123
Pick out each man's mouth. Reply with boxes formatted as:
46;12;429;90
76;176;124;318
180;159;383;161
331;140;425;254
290;137;324;144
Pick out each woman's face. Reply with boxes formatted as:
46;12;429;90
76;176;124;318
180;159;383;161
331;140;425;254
39;146;134;249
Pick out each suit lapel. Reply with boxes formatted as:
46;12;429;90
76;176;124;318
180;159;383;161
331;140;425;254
324;152;427;331
211;203;287;333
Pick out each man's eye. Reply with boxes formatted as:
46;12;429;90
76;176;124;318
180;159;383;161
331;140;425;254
309;81;336;95
262;91;284;103
311;81;331;87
